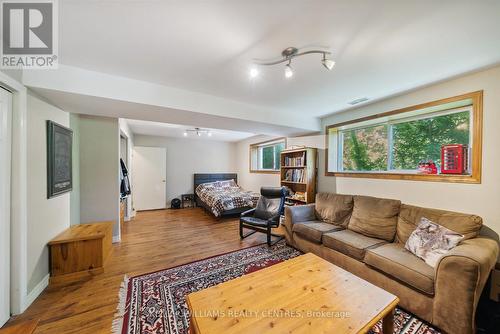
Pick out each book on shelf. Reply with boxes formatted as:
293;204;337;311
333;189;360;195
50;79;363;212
283;169;305;183
283;152;306;167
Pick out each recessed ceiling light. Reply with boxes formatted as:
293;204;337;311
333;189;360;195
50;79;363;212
207;132;212;137
183;131;188;137
249;67;259;79
349;97;369;105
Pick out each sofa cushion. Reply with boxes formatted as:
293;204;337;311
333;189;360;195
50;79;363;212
348;195;401;242
323;229;386;261
364;243;435;295
292;221;343;243
315;193;354;227
396;204;482;244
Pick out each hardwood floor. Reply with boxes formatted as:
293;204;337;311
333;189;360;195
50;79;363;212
5;208;271;333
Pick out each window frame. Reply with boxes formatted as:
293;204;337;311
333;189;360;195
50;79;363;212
249;138;287;174
325;91;483;183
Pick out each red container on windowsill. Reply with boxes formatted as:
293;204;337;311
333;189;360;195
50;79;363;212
441;144;468;174
417;160;438;174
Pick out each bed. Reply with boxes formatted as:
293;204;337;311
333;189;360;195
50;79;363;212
194;173;260;218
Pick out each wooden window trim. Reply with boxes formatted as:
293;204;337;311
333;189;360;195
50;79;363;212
249;137;287;174
324;91;483;184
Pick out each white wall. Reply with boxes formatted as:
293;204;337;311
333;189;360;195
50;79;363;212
133;135;236;206
320;65;500;237
69;113;80;225
26;93;70;293
79;115;121;238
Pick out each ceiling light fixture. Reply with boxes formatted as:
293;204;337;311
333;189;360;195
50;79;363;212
183;127;212;137
321;53;335;70
252;46;335;78
249;67;259;79
284;61;293;78
348;97;369;105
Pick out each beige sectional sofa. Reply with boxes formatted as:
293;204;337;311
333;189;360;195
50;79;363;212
284;193;499;334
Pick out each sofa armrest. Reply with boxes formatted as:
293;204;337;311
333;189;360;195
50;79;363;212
284;204;316;233
433;237;499;334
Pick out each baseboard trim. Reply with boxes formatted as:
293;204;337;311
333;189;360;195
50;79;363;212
113;235;121;243
24;274;49;309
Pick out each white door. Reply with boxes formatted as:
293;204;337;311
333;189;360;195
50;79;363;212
133;146;167;210
0;87;12;327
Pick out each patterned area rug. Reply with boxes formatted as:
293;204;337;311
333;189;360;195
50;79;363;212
113;241;440;334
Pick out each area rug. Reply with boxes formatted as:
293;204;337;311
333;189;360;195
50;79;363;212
113;241;440;334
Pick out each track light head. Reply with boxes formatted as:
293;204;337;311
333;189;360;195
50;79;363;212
284;62;293;78
249;67;259;79
321;54;335;70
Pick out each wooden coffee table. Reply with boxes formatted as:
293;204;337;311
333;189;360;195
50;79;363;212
186;253;399;334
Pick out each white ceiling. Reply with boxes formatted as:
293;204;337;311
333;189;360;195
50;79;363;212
58;0;500;118
126;119;255;142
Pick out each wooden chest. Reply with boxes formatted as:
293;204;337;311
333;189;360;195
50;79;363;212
48;221;113;283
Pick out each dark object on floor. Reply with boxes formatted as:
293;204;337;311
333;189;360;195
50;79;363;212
170;198;181;209
181;193;195;208
240;186;286;246
476;274;500;334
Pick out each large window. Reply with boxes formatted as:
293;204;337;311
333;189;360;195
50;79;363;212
326;91;482;183
250;138;286;173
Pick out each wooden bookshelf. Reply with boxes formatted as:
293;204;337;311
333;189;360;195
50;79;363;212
280;147;317;205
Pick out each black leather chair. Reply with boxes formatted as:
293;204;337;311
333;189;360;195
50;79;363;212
240;187;286;246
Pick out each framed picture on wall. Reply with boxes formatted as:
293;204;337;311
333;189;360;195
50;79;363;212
47;120;73;198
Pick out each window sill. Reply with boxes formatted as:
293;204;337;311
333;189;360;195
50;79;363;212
325;171;480;184
249;169;280;174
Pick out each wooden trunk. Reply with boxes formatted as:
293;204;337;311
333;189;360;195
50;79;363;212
48;221;113;283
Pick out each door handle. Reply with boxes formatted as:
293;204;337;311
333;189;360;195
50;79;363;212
162;180;166;182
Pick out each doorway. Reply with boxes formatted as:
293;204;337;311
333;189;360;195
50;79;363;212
0;87;12;326
133;146;167;210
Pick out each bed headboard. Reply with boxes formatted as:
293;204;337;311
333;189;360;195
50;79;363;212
194;173;238;193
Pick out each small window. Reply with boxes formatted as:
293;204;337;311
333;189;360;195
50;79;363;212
326;91;482;183
250;138;286;173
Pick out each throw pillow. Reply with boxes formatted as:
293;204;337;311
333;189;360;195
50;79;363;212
405;217;464;267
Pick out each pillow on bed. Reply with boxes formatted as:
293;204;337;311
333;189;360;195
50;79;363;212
195;183;214;194
215;179;237;188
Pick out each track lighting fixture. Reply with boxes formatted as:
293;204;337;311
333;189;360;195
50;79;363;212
183;127;212;137
250;46;335;79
